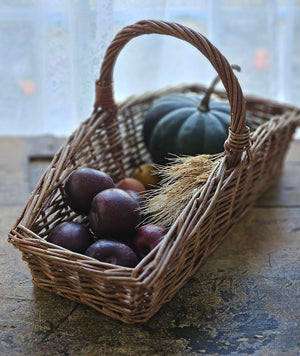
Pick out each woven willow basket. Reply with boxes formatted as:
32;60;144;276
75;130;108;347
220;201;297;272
8;20;300;324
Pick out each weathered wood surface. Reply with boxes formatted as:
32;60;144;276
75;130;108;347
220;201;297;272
1;136;299;356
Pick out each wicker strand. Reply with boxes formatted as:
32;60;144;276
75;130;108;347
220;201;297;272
94;81;115;109
225;126;251;152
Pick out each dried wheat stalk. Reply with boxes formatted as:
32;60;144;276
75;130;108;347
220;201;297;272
144;153;224;227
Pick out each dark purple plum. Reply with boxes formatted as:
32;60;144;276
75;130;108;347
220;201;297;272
88;188;141;241
85;239;138;267
132;224;166;259
47;221;94;253
64;167;114;215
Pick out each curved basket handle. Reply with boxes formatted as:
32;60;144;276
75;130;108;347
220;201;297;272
94;19;250;167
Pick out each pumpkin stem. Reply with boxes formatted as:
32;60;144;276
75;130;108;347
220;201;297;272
199;64;241;112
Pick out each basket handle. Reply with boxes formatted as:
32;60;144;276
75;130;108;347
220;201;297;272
94;19;250;166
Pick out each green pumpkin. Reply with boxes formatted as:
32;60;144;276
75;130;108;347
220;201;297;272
143;67;241;165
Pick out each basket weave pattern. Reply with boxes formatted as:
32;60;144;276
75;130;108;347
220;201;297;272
8;20;300;323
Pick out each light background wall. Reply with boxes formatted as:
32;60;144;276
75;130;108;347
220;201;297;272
0;0;299;137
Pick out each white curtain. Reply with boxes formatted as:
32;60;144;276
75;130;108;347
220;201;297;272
1;0;300;136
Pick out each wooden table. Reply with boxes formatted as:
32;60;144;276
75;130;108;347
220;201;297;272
1;136;299;356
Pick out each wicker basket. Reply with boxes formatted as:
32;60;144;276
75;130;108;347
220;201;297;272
8;20;300;324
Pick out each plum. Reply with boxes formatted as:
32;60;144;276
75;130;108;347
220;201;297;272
89;188;141;241
116;177;145;195
85;239;138;267
63;167;114;215
47;221;94;253
132;224;167;259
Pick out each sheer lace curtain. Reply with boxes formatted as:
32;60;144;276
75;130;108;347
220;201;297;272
1;0;300;137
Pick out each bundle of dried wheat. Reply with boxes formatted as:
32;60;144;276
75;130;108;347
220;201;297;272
144;153;224;227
